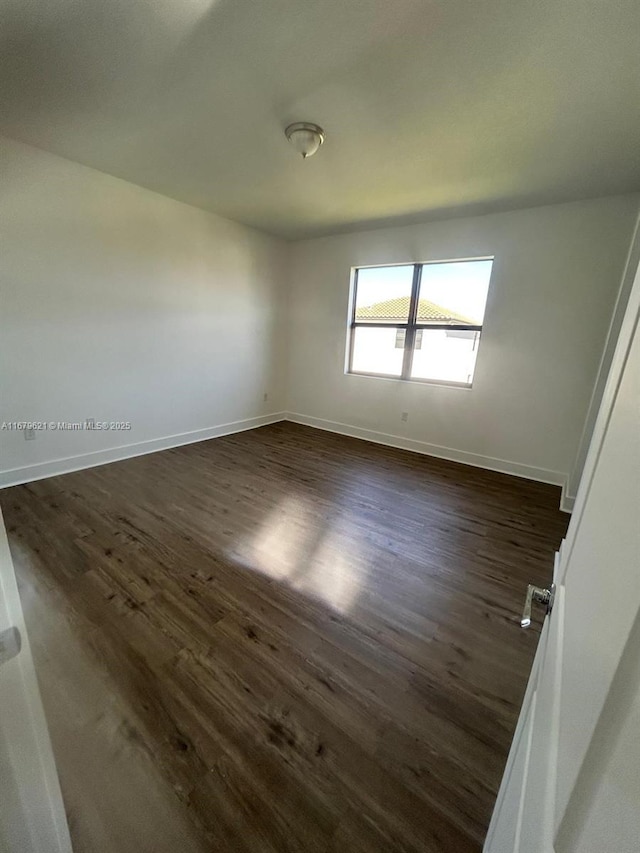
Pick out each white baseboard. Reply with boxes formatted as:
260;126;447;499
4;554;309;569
287;411;570;497
1;410;574;514
560;483;576;514
0;412;287;489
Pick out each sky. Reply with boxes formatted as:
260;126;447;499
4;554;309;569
355;260;493;324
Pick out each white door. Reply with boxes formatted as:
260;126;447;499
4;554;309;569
485;256;640;853
0;508;72;852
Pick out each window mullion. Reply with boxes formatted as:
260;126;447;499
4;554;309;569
401;264;422;379
348;269;359;372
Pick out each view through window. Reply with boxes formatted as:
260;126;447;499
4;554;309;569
348;259;493;386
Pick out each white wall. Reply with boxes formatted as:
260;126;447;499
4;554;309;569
286;196;639;492
1;136;637;499
0;137;287;484
568;213;640;498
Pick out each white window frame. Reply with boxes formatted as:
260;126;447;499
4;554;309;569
346;258;492;388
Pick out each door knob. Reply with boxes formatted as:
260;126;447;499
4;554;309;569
521;584;555;629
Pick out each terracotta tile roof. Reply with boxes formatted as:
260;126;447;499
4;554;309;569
356;296;474;324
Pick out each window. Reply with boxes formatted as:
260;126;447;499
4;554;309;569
347;258;493;386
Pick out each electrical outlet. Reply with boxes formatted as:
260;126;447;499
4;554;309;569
24;427;36;441
401;412;409;422
263;393;268;402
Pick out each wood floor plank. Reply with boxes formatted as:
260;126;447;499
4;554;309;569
1;422;568;852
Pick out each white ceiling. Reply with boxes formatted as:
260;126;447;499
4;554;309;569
1;0;639;239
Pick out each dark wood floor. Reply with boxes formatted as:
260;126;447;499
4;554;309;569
1;422;568;852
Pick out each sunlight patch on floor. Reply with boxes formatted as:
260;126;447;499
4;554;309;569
228;495;364;614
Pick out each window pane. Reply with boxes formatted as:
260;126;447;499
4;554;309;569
355;265;414;323
410;329;480;384
351;326;404;376
418;260;492;325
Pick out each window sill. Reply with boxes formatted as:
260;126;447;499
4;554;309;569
345;370;473;390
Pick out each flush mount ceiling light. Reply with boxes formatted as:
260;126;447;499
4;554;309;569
285;122;325;159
